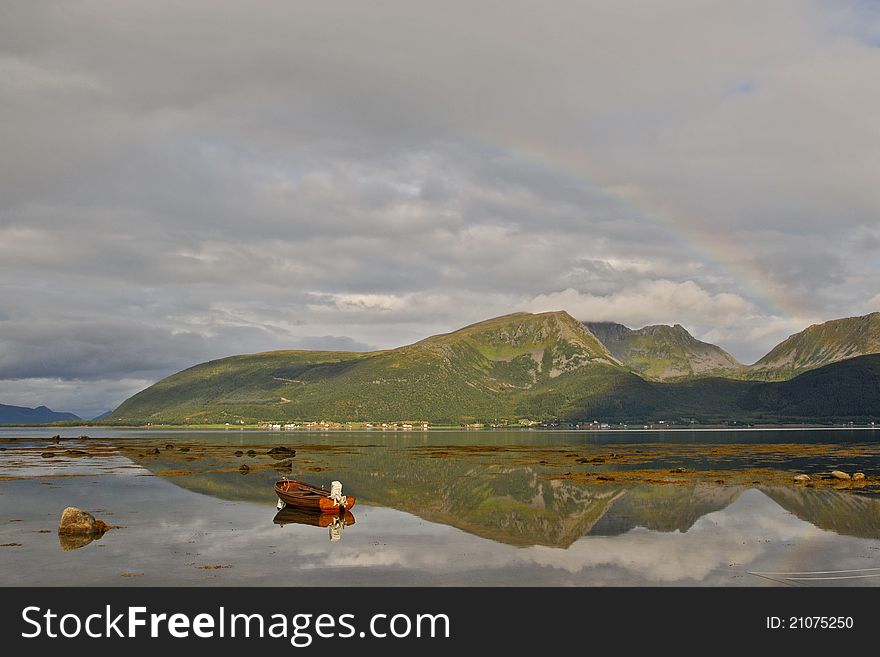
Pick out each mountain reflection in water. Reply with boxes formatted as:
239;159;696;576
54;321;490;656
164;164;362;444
124;439;880;548
2;429;880;585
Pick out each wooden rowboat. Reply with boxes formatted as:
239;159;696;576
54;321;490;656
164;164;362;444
274;478;356;514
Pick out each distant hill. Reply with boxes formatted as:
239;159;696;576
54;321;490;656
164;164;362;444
746;312;880;380
0;403;81;425
737;354;880;420
585;321;742;380
108;311;880;425
110;311;660;424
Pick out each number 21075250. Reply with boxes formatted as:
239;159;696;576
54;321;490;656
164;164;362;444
766;616;853;629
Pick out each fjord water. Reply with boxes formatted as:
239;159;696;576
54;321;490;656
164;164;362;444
1;427;880;586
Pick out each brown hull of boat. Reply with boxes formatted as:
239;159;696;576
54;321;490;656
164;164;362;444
274;479;356;514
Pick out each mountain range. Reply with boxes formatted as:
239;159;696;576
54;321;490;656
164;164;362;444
585;321;741;380
0;403;81;425
587;311;880;381
107;310;880;425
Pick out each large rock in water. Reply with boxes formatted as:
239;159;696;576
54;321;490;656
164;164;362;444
58;507;110;535
831;470;851;480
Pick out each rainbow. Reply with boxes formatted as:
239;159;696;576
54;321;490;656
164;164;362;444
479;130;815;323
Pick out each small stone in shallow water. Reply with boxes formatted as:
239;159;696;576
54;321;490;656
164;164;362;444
853;472;866;480
831;470;851;480
793;474;811;482
165;444;174;450
178;447;190;453
246;450;257;456
149;448;160;455
239;464;250;474
58;507;110;536
234;450;244;457
41;452;56;458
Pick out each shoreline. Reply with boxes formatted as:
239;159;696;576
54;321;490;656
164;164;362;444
2;423;879;432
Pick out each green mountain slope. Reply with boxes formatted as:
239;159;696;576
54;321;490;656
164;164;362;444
746;312;880;380
649;355;880;422
585;321;742;380
0;403;81;425
110;311;658;424
109;312;880;425
737;354;880;420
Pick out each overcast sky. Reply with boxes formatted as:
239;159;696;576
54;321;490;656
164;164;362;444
2;1;879;417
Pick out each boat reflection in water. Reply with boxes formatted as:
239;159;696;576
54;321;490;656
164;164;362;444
273;507;356;542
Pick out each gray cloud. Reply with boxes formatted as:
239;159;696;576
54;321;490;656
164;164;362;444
1;1;879;412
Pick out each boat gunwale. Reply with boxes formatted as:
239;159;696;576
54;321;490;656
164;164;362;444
274;478;356;513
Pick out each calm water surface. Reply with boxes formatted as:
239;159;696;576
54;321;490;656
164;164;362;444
2;427;880;586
